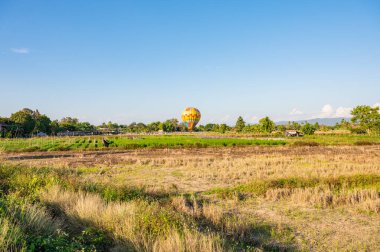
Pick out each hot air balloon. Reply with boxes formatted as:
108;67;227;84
181;107;201;131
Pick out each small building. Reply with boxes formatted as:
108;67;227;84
285;130;304;137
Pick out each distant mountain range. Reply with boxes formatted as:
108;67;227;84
276;117;350;126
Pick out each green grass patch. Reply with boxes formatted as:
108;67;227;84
0;135;286;152
2;135;380;152
288;135;380;146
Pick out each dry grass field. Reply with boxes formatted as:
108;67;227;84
0;144;379;251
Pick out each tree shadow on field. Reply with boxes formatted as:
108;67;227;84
80;182;178;204
176;196;299;252
201;215;297;251
45;201;138;252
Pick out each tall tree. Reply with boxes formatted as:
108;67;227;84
10;108;36;136
351;105;380;134
34;114;52;134
235;116;245;132
259;116;275;133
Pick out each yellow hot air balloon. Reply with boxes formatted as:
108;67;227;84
181;107;201;131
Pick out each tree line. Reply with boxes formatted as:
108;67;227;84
0;105;379;137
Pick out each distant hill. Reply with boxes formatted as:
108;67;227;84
276;117;350;126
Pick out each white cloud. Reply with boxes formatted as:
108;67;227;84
373;102;380;109
320;104;334;117
318;104;352;118
11;48;29;54
335;107;352;118
289;108;303;115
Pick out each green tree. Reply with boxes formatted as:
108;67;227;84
287;121;301;130
77;122;96;131
259;116;275;133
204;124;215;132
127;122;146;133
301;122;316;135
162;121;174;132
219;124;227;133
147;121;161;132
50;120;60;135
0;117;12;138
276;124;286;132
59;117;79;131
34;114;52;134
136;123;148;132
105;121;119;130
10;108;36;136
314;122;320;130
235;116;245;132
161;119;179;132
241;125;251;133
351;105;380;134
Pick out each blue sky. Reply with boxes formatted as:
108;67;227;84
1;0;379;125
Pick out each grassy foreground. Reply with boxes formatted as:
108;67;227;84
1;134;380;152
0;145;379;251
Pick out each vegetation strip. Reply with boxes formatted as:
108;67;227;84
208;174;380;198
0;136;286;152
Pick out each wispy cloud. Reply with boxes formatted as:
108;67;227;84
11;48;29;54
289;108;303;115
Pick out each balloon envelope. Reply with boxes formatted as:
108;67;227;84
181;107;201;131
